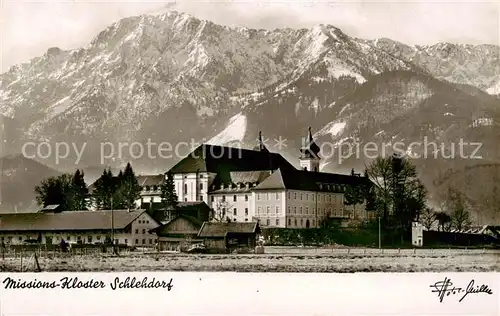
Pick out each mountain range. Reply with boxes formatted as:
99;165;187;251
1;10;499;221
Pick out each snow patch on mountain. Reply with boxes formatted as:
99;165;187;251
317;121;347;138
486;79;500;95
207;113;247;145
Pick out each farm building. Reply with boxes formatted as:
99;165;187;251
146;201;211;224
197;221;261;251
0;209;160;248
152;215;204;251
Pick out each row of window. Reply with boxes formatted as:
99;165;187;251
213;195;249;203
221;208;249;216
257;192;281;201
286;192;340;203
258;217;317;228
135;238;157;245
257;205;281;215
286;206;335;215
137;220;150;224
134;229;154;235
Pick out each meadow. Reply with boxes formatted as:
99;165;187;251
1;247;498;272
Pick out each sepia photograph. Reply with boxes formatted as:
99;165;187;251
0;0;499;277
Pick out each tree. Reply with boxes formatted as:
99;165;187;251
116;163;141;210
344;184;364;218
161;172;178;209
434;211;452;232
419;207;436;230
211;200;233;222
71;169;88;211
366;155;427;241
92;168;115;210
445;188;472;231
34;174;74;211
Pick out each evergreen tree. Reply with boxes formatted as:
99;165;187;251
117;163;141;210
161;172;178;209
71;169;88;211
92;168;115;210
344;184;364;218
35;174;74;211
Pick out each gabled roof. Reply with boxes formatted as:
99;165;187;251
254;168;371;191
136;174;164;186
167;144;296;174
151;214;203;233
198;221;260;238
0;210;152;232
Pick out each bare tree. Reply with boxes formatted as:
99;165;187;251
211;199;234;222
442;186;472;231
419;207;436;230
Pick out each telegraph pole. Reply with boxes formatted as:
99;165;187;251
111;196;115;254
378;216;381;249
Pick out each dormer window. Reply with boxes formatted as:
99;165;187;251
145;186;150;191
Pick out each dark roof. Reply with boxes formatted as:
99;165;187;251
0;210;151;232
254;168;371;191
198;221;260;238
161;201;211;211
300;127;320;158
167;144;296;175
151;215;203;233
137;174;164;186
210;171;273;193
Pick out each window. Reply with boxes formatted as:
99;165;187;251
245;219;248;222
305;206;309;214
233;195;237;202
138;220;142;224
200;174;204;178
184;198;187;202
222;196;226;202
293;206;296;214
266;219;270;226
114;239;118;245
199;196;203;201
184;183;187;195
18;236;22;241
142;229;146;234
149;239;152;244
276;219;280;226
258;206;262;214
294;193;297;199
300;219;303;226
276;192;280;200
211;196;214;202
135;239;139;244
146;220;149;224
267;206;270;214
257;194;260;200
245;195;248;202
300;207;302;214
87;236;92;243
276;206;279;214
233;208;237;216
300;193;303;200
124;239;128;244
245;208;248;216
294;219;297;226
200;183;203;190
142;239;145;245
288;218;291;226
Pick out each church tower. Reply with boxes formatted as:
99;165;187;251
299;127;321;172
253;131;269;152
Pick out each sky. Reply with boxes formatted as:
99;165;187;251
0;0;499;73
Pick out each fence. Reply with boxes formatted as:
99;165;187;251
262;246;500;256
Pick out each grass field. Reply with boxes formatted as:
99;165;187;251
1;247;499;272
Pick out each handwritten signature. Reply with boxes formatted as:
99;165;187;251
430;277;493;302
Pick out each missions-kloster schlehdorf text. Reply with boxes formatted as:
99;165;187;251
2;276;174;291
